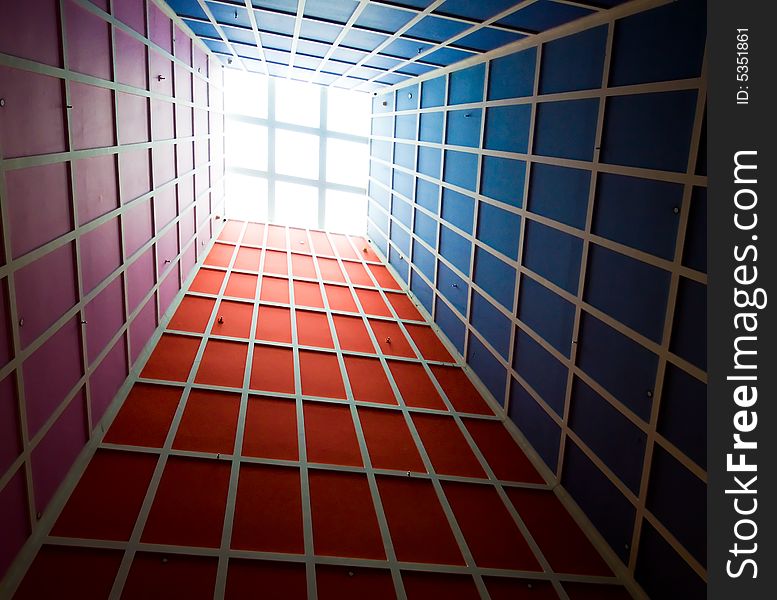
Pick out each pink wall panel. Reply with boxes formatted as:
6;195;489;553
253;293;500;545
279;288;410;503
123;198;154;257
149;50;174;97
80;217;122;294
0;375;20;475
149;3;173;53
130;298;157;364
151;99;175;140
89;336;128;424
176;104;194;138
114;0;146;35
15;243;77;349
76;154;119;225
155;186;178;230
179;206;196;242
153;144;176;186
194;76;208;108
71;82;115;150
23;318;83;438
193;47;208;83
0;0;61;67
175;27;192;65
117;91;150;145
115;29;147;89
126;248;155;312
194;108;208;138
65;0;112;80
181;243;196;276
85;277;125;364
159;269;180;316
0;469;30;577
178;141;195;177
195;138;210;168
30;388;88;514
175;66;193;102
89;0;109;10
0;281;11;369
0;67;66;158
6;162;72;259
157;227;179;273
119;148;151;203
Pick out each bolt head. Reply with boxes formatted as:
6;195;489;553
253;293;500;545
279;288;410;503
0;98;5;107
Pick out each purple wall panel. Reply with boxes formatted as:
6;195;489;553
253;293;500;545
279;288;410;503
193;76;208;108
0;375;20;476
175;66;192;102
177;141;194;177
76;154;119;225
15;243;77;349
130;297;157;364
179;204;196;242
115;29;147;89
80;217;122;294
193;47;208;82
176;104;194;138
153;144;176;186
195;163;209;195
126;248;155;312
175;27;192;65
151;99;175;140
117;91;150;145
65;0;112;80
157;226;179;274
0;0;61;67
6;162;72;259
85;277;124;364
0;67;66;158
159;269;180;316
71;82;115;150
23;318;83;438
181;243;196;277
149;3;173;53
119;148;151;203
123;198;153;257
0;469;30;577
0;281;11;369
114;0;146;34
89;0;109;10
155;186;177;230
31;388;88;514
89;336;128;424
194;107;208;138
149;50;174;97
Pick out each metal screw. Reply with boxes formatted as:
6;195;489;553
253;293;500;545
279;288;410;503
451;283;458;288
406;471;411;477
162;557;169;564
0;98;5;107
218;316;224;324
157;75;166;81
66;104;73;109
348;571;354;577
18;318;24;327
81;319;88;325
407;92;413;99
36;512;41;520
164;259;171;264
673;206;680;214
381;100;387;106
647;390;653;398
464;113;471;118
385;337;391;344
417;47;423;54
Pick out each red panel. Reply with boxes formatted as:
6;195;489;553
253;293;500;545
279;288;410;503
256;306;292;344
464;419;544;484
243;223;265;246
316;565;395;600
355;289;391;317
52;449;156;540
266;225;288;249
260;276;290;304
485;577;559;600
288;228;309;249
330;234;359;260
105;383;181;447
369;320;416;358
317;257;345;282
117;91;150;145
304;402;362;466
350;236;377;260
234;247;261;271
342;260;373;286
142;334;200;382
232;464;304;553
226;560;307;600
190;268;225;295
225;272;258;299
204;242;235;267
412;414;485;478
309;231;335;256
15;546;122;600
294;281;324;309
66;0;111;80
219;220;244;243
563;582;633;599
324;284;357;312
368;264;402;290
0;0;61;67
344;356;396;405
123;553;218;600
291;253;317;278
309;471;385;559
168;295;216;333
264;250;289;275
384;292;423;320
403;572;479;599
243;396;298;460
360;409;424;472
430;366;492;415
404;324;453;361
251;345;295;394
332;315;374;353
212;300;253;339
388;361;446;410
173;390;240;454
142;457;231;547
296;310;334;349
443;481;542;570
300;351;344;398
115;29;147;89
195;340;248;388
506;488;610;575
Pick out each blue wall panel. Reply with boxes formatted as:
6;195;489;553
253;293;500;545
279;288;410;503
484;105;531;153
421;75;446;108
442;150;479;192
393;142;415;170
636;522;706;600
522;220;582;294
410;270;433;314
448;63;486;105
682;187;706;273
527;163;590;229
441;188;475;234
371;139;392;162
389;246;408;282
480;156;526;207
470;292;511;359
518;276;575;357
413;209;437;247
540;25;607;93
437;261;468;316
370;161;392;187
419;111;444;143
467;335;506;403
488;47;536;100
417;146;441;178
372;115;393;137
439;225;471;275
509;380;561;470
412;239;436;282
390;194;412;227
512;328;567;417
476;203;521;260
390;221;411;257
392;169;414;200
415;178;439;213
368;201;389;234
368;221;388;257
534;98;599;161
435;298;466;354
395;113;418;140
395;83;419;111
473;247;516;310
670;276;706;370
658;364;706;469
445;109;482;148
369;181;391;211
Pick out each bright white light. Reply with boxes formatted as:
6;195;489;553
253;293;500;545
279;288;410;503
275;181;319;228
327;87;371;136
275;78;321;128
224;69;268;118
326;138;369;188
226;120;268;171
275;129;319;180
226;173;268;221
325;190;367;234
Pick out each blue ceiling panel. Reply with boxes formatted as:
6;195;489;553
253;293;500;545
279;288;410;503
406;16;471;43
300;18;341;43
304;0;359;24
206;2;252;29
295;38;330;57
423;46;473;66
355;4;415;33
341;28;390;51
382;38;433;60
436;0;522;21
254;10;296;35
251;0;297;15
497;0;595;32
456;28;526;52
166;0;207;20
184;19;220;39
223;25;257;46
